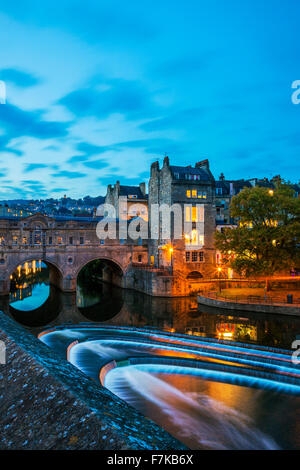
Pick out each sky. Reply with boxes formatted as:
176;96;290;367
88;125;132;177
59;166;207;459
0;0;299;199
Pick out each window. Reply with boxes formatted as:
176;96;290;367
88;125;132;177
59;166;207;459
22;237;27;245
186;190;191;198
138;255;142;263
57;236;63;245
185;230;204;246
192;251;198;262
80;236;84;245
34;230;42;245
48;236;52;245
192;189;197;198
185;206;204;222
185;251;190;262
12;236;18;245
100;240;105;245
69;236;73;245
128;194;137;199
199;251;204;262
216;188;223;195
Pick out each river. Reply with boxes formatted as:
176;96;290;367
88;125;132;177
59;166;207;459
3;265;300;450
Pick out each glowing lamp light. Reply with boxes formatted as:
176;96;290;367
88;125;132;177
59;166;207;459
269;190;274;196
217;267;222;272
169;247;174;253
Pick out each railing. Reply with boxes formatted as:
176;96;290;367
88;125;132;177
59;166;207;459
203;291;300;307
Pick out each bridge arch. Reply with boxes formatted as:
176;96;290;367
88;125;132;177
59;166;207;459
186;271;203;280
75;256;124;289
8;257;64;292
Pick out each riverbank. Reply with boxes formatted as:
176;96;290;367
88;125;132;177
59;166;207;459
197;293;300;316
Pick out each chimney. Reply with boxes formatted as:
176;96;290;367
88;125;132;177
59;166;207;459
219;172;225;181
139;182;146;196
195;159;209;170
151;161;159;175
163;155;169;167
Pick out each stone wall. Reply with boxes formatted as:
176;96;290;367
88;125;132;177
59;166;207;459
0;313;186;450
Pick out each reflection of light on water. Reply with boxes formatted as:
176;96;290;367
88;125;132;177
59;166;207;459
104;365;279;450
10;283;49;311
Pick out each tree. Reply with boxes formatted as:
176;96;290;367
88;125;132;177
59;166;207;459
215;183;300;277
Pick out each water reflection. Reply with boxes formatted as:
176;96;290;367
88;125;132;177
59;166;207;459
2;268;300;348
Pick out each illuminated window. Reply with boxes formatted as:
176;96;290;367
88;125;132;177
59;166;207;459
192;251;198;262
199;251;204;262
185;230;204;246
150;255;154;265
185;206;191;222
22;237;27;245
12;236;18;245
192;190;197;198
186;190;191;198
185;251;190;262
57;236;63;245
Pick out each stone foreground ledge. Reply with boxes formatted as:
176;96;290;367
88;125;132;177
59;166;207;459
0;313;186;450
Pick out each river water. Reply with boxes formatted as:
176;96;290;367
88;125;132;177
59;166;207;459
3;266;300;450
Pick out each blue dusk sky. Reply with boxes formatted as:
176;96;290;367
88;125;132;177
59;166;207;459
0;0;299;199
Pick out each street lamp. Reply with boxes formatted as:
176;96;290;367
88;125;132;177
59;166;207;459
217;266;222;292
169;247;174;274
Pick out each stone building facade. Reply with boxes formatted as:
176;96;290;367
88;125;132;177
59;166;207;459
148;156;216;282
105;181;148;220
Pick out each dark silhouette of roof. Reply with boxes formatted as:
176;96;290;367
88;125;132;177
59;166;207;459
169;165;210;181
119;185;147;199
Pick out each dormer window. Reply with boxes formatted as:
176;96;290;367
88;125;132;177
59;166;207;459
128;195;137;199
216;188;223;195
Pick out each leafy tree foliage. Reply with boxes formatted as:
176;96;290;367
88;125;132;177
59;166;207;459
215;183;300;276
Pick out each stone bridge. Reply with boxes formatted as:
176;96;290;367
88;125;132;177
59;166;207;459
0;213;211;297
0;213;149;296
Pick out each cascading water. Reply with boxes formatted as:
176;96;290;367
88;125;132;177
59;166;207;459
104;365;279;450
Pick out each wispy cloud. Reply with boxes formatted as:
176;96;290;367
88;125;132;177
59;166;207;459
0;68;41;88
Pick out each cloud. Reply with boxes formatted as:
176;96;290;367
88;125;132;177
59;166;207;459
0;135;23;156
51;170;86;179
0;68;40;88
58;78;159;120
51;188;68;193
24;163;49;172
82;160;109;169
114;138;185;155
140;108;205;132
0;104;70;141
76;141;114;156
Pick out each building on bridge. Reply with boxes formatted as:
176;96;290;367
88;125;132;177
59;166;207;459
147;156;217;282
